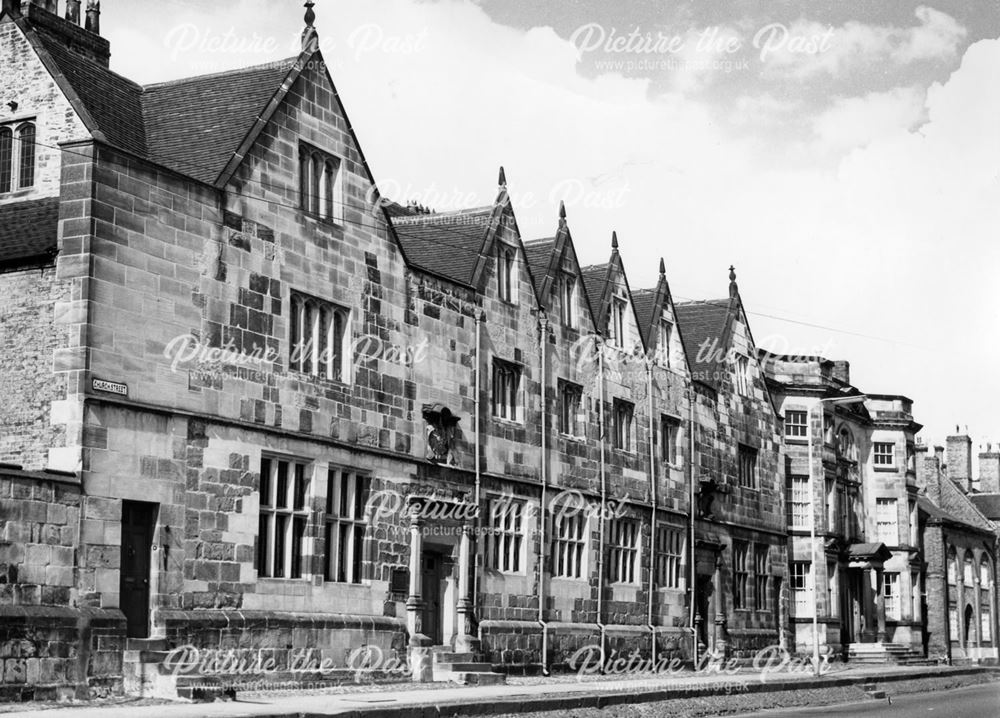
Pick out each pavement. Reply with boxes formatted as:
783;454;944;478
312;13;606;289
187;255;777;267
5;664;999;718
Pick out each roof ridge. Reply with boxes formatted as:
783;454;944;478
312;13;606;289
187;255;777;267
142;57;298;91
392;205;494;224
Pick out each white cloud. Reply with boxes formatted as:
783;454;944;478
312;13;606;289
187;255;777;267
812;86;928;152
758;6;967;79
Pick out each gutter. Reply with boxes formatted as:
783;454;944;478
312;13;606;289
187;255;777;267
646;358;658;664
688;388;698;665
596;336;607;670
473;311;483;617
537;314;550;675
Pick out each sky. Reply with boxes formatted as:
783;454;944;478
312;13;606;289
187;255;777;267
97;0;1000;454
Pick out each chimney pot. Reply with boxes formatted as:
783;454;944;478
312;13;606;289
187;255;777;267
84;0;99;34
66;0;80;24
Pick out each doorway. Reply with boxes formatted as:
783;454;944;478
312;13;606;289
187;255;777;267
421;549;447;645
120;501;157;638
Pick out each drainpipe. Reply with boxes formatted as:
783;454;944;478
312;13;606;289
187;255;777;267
646;358;658;666
597;336;607;669
688;389;698;666
473;311;483;614
537;313;550;675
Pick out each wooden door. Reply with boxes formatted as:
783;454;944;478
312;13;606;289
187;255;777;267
120;501;156;638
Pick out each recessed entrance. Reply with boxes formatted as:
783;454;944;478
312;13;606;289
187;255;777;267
120;501;157;638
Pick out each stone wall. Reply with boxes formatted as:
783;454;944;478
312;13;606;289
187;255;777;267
0;267;70;469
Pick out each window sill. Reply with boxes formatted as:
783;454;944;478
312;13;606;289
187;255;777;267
486;569;527;577
551;575;588;583
288;368;351;387
302;211;345;228
559;432;587;443
873;466;897;472
785;437;808;445
492;416;525;427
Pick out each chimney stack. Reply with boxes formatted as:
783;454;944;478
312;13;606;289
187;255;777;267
831;360;851;385
946;427;973;493
979;443;1000;494
21;0;110;66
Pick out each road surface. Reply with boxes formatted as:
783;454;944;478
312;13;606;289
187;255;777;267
737;682;1000;718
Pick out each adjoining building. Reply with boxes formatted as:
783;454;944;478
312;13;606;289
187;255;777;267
763;356;928;664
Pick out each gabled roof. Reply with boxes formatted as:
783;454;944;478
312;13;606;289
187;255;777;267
674;299;731;391
523;238;555;301
392;207;494;287
937;477;996;533
14;10;298;187
142;60;298;184
631;289;657;345
580;263;610;323
847;543;893;562
0;198;60;267
970;494;1000;522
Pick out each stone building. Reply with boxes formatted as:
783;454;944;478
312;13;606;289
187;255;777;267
918;431;998;664
674;274;787;660
0;0;799;700
763;355;928;663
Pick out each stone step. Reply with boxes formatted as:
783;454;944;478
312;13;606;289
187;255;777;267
433;652;477;663
435;662;495;673
450;671;506;686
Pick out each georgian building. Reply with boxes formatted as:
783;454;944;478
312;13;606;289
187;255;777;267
764;356;927;662
0;0;795;700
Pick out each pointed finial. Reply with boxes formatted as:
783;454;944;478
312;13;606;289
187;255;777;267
498;166;507;189
558;201;566;220
302;1;318;52
611;231;619;250
659;258;665;276
728;265;738;298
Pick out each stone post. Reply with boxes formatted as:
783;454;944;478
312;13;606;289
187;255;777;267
454;522;479;653
405;509;432;681
875;567;886;642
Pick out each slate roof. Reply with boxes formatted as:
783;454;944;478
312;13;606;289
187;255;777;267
970;494;1000;521
142;60;297;184
0;198;61;266
31;28;146;156
523;238;555;303
25;14;296;186
938;478;995;532
631;288;658;348
392;207;494;286
580;264;609;324
674;299;732;391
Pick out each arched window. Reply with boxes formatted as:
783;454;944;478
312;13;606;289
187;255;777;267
289;291;349;382
947;547;957;585
298;143;344;223
0;127;12;193
309;154;322;216
17;122;35;189
838;428;855;461
323;161;334;220
980;555;992;590
964;554;974;585
497;245;514;302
